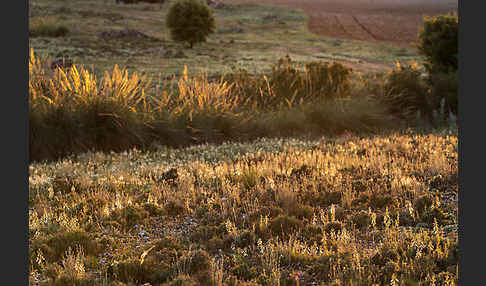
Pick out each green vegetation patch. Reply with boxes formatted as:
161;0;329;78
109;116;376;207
30;16;69;37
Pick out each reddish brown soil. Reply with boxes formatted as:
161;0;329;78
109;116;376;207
225;0;458;48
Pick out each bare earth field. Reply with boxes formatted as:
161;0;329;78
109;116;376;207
225;0;458;47
30;0;455;77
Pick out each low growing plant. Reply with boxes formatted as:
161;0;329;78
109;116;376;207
29;16;69;37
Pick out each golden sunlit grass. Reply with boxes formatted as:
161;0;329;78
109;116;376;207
29;48;405;162
29;130;458;285
28;1;458;284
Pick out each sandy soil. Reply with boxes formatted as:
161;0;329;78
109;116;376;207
225;0;458;47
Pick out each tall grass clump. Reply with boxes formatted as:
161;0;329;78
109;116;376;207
153;67;242;122
30;49;402;162
29;49;252;161
29;49;152;161
223;56;353;111
149;67;249;143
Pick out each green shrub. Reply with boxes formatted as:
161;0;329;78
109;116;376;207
429;70;458;116
166;0;215;48
165;200;187;217
305;96;393;135
381;63;431;121
415;13;458;121
109;205;150;229
235;230;256;248
417;13;458;75
109;259;153;284
29;53;151;161
288;203;314;220
177;249;212;275
33;231;102;264
269;215;303;237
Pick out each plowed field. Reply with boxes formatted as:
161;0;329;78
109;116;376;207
225;0;458;47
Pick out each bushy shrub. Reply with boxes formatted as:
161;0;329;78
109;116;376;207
109;205;150;229
429;70;458;116
223;56;352;110
380;63;431;121
269;215;303;237
166;0;215;48
109;259;153;284
303;60;352;98
416;13;458;119
305;95;394;135
417;13;458;75
32;231;102;264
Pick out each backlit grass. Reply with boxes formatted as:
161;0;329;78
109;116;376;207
28;1;458;285
29;48;405;162
29;130;458;285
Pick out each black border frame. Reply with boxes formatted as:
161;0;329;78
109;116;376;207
8;0;29;284
458;0;476;285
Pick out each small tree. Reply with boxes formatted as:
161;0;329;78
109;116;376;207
166;0;215;48
417;12;458;116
